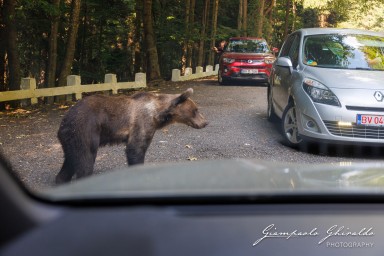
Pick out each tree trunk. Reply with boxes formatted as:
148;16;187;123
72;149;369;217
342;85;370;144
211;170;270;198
187;0;195;68
208;0;219;65
283;0;291;39
143;0;162;81
46;0;61;104
57;0;81;102
242;0;247;36
3;0;21;92
265;0;276;43
237;0;243;36
134;0;143;74
0;0;6;92
291;0;296;31
256;0;265;37
320;14;326;28
0;0;6;110
238;0;247;36
47;0;60;88
181;0;191;75
78;0;88;79
197;0;209;67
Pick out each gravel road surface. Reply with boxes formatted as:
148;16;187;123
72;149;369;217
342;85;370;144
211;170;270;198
1;77;384;191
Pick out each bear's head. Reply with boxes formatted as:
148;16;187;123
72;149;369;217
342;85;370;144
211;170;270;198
168;88;208;129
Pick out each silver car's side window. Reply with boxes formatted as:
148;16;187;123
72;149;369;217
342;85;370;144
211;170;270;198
280;34;296;57
288;36;300;68
279;34;300;69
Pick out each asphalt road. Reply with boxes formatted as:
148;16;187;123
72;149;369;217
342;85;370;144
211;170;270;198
1;77;384;191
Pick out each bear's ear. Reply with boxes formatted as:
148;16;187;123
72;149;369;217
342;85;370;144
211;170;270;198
172;88;193;106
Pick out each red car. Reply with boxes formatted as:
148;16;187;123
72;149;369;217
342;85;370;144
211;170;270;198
218;37;277;85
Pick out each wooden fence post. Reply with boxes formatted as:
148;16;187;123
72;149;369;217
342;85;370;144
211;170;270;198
105;74;117;94
20;78;37;106
67;75;81;101
135;72;146;87
196;66;203;74
171;69;181;82
185;67;192;76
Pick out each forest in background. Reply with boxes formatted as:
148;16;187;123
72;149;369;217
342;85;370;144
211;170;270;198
1;0;384;103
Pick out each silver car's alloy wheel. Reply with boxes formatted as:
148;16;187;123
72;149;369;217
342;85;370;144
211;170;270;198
282;103;302;147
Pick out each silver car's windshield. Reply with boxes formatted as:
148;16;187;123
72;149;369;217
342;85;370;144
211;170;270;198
226;39;270;53
303;34;384;70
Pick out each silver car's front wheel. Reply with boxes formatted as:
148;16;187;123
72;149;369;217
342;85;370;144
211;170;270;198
281;102;303;147
267;87;277;122
218;71;228;85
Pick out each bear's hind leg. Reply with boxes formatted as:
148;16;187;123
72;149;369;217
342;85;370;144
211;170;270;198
75;138;99;179
56;149;97;184
56;136;99;184
75;153;97;179
55;158;76;184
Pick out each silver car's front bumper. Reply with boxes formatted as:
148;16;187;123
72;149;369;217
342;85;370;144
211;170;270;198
295;87;384;145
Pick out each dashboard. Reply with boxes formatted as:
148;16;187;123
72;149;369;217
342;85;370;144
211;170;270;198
1;158;383;256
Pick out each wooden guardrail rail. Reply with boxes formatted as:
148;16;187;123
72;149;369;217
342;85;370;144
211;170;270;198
0;73;146;105
0;64;219;105
171;64;219;81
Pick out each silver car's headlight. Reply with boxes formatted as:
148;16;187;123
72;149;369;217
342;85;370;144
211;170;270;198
303;78;341;107
223;58;235;64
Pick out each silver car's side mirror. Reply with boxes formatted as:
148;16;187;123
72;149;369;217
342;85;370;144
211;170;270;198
276;57;293;74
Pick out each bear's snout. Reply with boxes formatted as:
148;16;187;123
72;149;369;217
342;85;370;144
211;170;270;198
191;113;208;129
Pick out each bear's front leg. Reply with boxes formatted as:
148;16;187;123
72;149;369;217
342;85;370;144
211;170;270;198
125;130;155;165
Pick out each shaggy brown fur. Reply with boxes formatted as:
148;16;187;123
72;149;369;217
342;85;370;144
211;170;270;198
56;88;207;184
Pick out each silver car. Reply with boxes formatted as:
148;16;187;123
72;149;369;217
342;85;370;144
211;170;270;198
268;28;384;148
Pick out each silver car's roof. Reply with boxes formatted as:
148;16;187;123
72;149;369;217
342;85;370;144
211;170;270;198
293;27;384;37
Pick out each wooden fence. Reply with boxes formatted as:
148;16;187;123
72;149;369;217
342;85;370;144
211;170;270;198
0;64;219;105
171;64;218;82
0;73;146;105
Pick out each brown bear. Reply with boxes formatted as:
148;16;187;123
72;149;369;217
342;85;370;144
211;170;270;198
55;88;207;184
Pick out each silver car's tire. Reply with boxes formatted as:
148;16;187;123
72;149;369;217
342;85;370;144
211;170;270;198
218;72;228;85
281;102;303;147
267;87;278;122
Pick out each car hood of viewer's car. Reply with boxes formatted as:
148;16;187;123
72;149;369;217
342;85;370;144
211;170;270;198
303;66;384;89
41;159;384;201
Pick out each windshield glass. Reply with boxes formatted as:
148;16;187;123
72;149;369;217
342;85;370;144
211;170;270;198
226;39;271;53
1;1;384;200
303;34;384;70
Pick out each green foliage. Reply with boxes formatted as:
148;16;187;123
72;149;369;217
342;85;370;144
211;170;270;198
2;0;384;89
338;0;384;31
17;0;60;17
302;8;320;28
303;0;384;30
